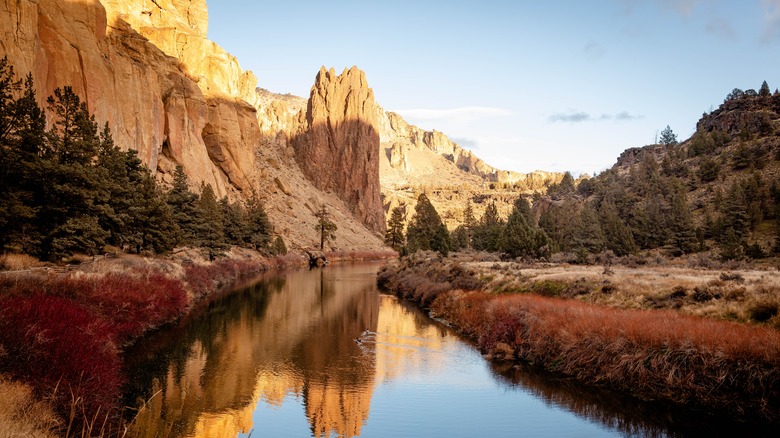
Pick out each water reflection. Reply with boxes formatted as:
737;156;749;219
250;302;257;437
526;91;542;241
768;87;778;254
123;264;771;438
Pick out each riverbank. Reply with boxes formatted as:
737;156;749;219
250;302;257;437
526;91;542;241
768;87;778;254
0;247;309;436
377;252;780;423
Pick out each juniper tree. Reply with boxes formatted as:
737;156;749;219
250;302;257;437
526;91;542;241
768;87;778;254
245;195;273;251
472;201;504;252
198;183;228;260
167;166;204;245
406;193;450;256
314;204;338;251
385;205;406;252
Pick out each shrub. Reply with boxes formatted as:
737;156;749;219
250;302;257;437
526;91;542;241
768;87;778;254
749;301;779;322
0;295;122;422
720;272;745;283
0;254;42;271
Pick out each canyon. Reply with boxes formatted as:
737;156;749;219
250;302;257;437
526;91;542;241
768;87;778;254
0;0;562;250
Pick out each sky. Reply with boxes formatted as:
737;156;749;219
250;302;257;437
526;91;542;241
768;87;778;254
207;0;780;176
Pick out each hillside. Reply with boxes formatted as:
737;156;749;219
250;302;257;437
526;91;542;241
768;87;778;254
0;0;562;252
534;84;780;260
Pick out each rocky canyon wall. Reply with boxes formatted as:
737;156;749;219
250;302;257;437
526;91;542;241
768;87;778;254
291;67;385;234
0;0;259;196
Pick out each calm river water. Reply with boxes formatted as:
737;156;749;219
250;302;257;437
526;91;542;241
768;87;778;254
122;263;770;438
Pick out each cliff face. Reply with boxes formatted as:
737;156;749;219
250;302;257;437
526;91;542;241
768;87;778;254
0;0;388;250
291;67;385;234
0;0;258;196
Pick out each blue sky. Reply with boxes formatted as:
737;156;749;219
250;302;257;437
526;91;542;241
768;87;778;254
208;1;780;175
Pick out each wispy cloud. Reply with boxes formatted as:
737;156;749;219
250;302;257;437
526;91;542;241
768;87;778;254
705;17;735;39
393;106;512;122
549;110;643;123
762;0;780;42
583;41;607;59
619;0;701;16
450;137;480;150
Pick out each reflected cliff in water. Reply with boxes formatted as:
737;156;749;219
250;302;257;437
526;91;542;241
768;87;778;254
124;264;381;438
123;263;770;438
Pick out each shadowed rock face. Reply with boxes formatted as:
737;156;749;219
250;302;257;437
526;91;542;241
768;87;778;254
292;67;385;234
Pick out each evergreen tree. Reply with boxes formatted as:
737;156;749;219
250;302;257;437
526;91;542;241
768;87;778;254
385;205;406;251
40;87;106;258
538;199;578;253
502;197;549;258
406;193;450;256
245;196;273;251
450;226;470;251
131;175;178;254
665;184;697;255
167;166;204;245
221;197;248;246
270;235;287;255
760;80;771;97
198;183;228;260
0;64;45;253
598;200;636;256
462;200;477;248
573;203;606;254
659;125;678;145
472;201;504;252
314;204;337;251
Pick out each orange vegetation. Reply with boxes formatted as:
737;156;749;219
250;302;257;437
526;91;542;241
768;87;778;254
378;257;780;422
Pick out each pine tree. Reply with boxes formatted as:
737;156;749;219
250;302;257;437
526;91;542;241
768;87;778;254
0;63;45;253
385;205;406;251
665;184;697;255
167;166;204;245
198;183;228;260
270;235;287;255
221;196;248;246
245;196;273;251
314;204;338;251
472;201;504;252
406;193;450;256
598;200;636;256
760;80;771;97
574;203;606;254
502;197;549;258
462;200;477;248
659;125;678;145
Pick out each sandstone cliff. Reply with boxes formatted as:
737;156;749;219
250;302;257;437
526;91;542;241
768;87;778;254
291;67;385;234
0;0;386;250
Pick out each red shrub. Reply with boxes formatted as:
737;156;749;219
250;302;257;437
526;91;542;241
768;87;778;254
0;295;122;420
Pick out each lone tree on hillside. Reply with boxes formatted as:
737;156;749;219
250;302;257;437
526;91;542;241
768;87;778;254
385;205;406;252
406;193;450;256
760;80;771;97
659;125;678;145
314;204;337;250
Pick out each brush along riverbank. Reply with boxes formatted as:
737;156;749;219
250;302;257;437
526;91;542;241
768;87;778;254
0;248;309;436
377;252;780;423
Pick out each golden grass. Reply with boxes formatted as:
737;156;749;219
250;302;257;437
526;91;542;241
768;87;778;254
0;376;60;438
0;253;43;271
378;254;780;421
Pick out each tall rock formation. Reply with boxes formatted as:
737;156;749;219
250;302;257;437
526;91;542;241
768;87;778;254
0;0;258;196
291;67;385;234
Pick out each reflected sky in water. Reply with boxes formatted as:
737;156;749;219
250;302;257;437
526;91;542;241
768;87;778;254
123;263;769;438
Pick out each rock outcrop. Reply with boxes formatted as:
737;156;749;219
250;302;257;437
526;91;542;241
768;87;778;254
291;67;385;234
0;0;258;196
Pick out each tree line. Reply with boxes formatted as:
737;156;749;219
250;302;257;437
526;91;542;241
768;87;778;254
0;58;282;261
390;152;779;262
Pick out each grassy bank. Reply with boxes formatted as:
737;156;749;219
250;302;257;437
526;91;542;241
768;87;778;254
0;249;307;436
377;252;780;422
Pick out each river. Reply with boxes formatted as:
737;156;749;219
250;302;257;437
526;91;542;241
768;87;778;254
121;263;769;437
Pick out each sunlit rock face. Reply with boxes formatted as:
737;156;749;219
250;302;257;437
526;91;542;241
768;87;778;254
0;0;257;196
291;66;386;234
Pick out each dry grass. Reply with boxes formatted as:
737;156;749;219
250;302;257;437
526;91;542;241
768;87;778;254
379;255;780;421
0;376;60;438
0;253;44;271
325;249;397;262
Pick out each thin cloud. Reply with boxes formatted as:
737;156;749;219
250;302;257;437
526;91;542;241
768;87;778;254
450;137;480;150
620;0;701;16
762;0;780;42
393;106;512;121
583;41;607;59
550;111;591;123
549;110;643;123
705;17;735;39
